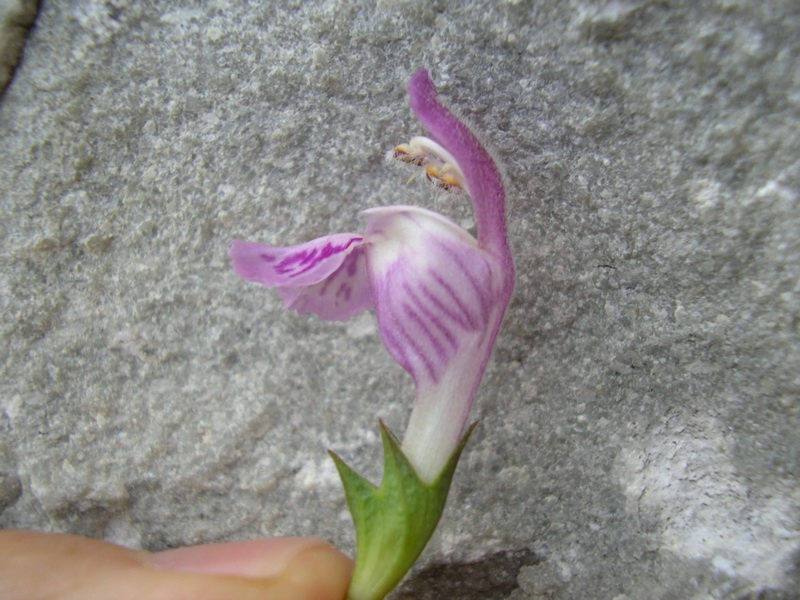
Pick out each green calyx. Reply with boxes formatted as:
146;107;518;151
329;421;477;600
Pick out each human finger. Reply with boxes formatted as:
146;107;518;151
0;530;352;600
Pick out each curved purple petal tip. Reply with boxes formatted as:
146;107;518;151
407;70;513;275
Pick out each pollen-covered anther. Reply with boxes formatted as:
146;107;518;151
391;136;467;194
425;164;464;193
391;143;427;166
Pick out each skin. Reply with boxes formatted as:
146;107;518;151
0;530;352;600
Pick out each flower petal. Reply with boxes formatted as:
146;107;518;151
408;69;513;273
278;245;373;321
231;234;373;321
364;206;495;386
364;205;505;482
230;234;363;287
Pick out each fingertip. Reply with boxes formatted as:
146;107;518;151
278;541;353;600
150;537;353;600
0;531;353;600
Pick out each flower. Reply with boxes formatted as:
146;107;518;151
231;69;514;484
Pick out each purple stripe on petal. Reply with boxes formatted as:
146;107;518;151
429;271;481;330
278;245;373;321
231;234;363;288
403;297;449;375
277;238;363;279
378;314;412;374
449;247;492;321
404;285;458;352
365;205;498;387
418;281;473;331
401;284;448;353
394;304;439;382
232;234;372;322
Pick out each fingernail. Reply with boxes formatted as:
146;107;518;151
149;537;329;579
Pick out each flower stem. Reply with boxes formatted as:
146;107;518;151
329;421;477;600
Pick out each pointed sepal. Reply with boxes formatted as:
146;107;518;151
329;421;477;600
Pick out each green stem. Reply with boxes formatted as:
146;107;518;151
329;421;477;600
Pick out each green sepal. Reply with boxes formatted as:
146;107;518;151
329;421;477;600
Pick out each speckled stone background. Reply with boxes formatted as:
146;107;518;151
1;1;798;598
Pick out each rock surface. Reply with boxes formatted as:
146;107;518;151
1;1;798;598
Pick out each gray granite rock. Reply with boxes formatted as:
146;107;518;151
1;1;798;598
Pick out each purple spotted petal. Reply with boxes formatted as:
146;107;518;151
230;234;373;321
230;234;363;287
277;245;373;321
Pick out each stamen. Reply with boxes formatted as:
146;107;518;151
425;164;463;193
389;136;467;195
392;143;427;166
407;137;461;178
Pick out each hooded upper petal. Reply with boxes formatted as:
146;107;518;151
408;69;513;279
231;235;373;321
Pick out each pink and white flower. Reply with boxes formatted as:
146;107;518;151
231;69;514;483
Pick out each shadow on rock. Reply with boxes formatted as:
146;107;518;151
394;548;540;599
